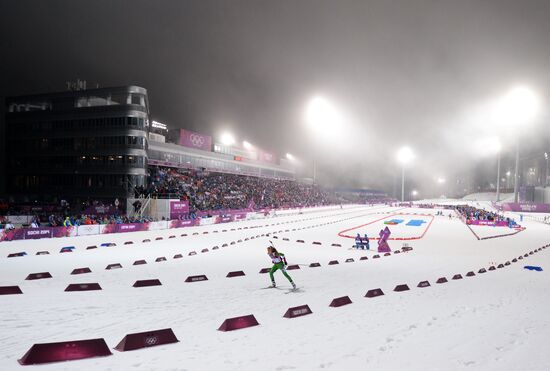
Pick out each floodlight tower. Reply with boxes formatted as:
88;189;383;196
304;96;343;185
397;146;414;202
495;86;540;203
485;137;502;201
545;152;549;186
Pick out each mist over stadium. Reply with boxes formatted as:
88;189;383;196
1;1;550;370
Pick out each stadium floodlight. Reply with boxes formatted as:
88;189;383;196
437;177;446;184
411;190;418;198
396;146;414;165
286;153;294;161
304;95;347;184
243;141;253;150
305;96;343;135
396;146;414;202
495;86;540;202
483;137;501;154
221;132;235;146
495;86;540;126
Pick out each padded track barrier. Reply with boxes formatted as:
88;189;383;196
329;296;353;307
283;305;313;318
0;286;23;295
394;284;410;292
18;338;112;365
133;279;162;287
26;272;52;280
185;275;208;282
226;271;246;278
114;328;179;352
65;283;102;292
71;267;92;275
218;315;259;331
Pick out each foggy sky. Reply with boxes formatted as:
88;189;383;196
1;0;550;193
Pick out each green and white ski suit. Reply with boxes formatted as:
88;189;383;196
268;252;294;284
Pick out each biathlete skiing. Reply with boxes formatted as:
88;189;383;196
267;245;296;289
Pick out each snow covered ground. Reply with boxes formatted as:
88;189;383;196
461;193;514;202
1;203;549;371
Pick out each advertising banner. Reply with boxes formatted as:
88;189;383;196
258;150;277;164
0;228;25;242
218;215;234;223
77;225;101;236
468;220;509;227
148;221;168;231
169;200;190;219
116;223;150;233
501;202;550;213
178;129;212;152
234;212;248;221
169;219;196;228
199;217;216;226
51;226;76;238
24;228;52;240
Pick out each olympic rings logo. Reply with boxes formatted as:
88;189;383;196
189;134;205;147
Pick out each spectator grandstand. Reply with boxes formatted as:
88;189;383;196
2;167;377;230
455;205;508;222
142;166;342;210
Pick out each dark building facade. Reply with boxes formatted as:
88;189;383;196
4;86;149;201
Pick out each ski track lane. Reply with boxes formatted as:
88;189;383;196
0;204;549;371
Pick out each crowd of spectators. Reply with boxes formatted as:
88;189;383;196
1;166;351;230
46;214;157;227
140;166;342;211
0;198;157;229
455;205;507;222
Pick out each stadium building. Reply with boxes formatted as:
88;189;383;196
4;86;150;201
2;85;295;203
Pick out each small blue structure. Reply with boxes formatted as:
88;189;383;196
406;219;426;227
524;265;543;272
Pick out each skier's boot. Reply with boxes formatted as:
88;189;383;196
291;282;296;290
271;281;276;288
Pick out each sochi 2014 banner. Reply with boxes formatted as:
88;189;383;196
116;223;150;233
0;226;76;241
169;219;196;228
170;200;190;219
468;220;509;227
501;202;550;213
178;129;212;152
